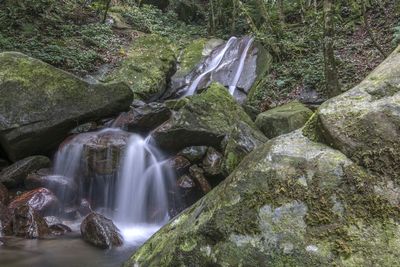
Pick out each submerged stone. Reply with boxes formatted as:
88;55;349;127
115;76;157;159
126;131;400;266
0;52;132;161
255;101;313;139
80;212;123;249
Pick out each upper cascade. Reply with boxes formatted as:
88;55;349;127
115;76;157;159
168;36;262;102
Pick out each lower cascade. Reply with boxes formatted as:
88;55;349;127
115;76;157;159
53;128;177;245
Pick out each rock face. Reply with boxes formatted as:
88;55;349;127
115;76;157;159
25;170;78;204
0;156;51;188
0;183;8;205
126;132;400;266
9;188;60;216
255;101;313;139
304;45;400;182
0;52;133;161
0;203;12;235
80;212;123;249
105;35;176;101
167;37;272;101
12;204;51;239
153;83;259;151
222;121;267;175
113;101;171;133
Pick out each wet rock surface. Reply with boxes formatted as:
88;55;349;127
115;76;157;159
177;146;207;163
189;165;211;194
8;188;60;216
0;203;12;235
0;156;51;188
12;204;51;239
167;156;191;176
113;101;171;133
25;170;78;204
80;212;123;249
0;183;9;205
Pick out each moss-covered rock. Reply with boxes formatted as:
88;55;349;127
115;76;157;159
256;101;313;138
304;45;400;182
105;34;176;101
126;131;400;266
152;83;259;151
0;52;132;161
222;121;267;175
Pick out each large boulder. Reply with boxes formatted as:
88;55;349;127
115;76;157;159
126;131;400;266
256;101;313;139
153;83;259;151
0;52;133;161
9;188;60;216
304;45;400;182
0;156;51;188
105;35;176;101
80;212;123;249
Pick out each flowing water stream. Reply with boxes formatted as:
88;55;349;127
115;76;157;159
0;35;256;267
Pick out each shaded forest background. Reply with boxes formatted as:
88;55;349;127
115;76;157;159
0;0;399;109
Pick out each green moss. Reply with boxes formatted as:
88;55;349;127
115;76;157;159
176;38;207;77
255;101;313;138
106;34;177;101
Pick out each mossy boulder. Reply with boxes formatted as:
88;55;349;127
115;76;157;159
105;34;176;101
304;45;400;182
222;121;268;175
0;52;133;161
126;131;400;266
152;83;259;151
256;101;313;139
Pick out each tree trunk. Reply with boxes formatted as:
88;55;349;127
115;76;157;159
361;1;387;58
278;0;285;27
102;0;112;24
323;0;340;97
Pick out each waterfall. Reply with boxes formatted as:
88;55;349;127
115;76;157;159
229;37;254;95
51;128;175;245
181;36;255;98
184;37;238;96
114;135;175;244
